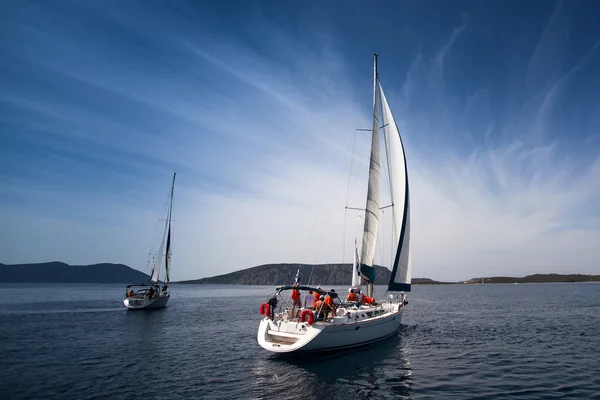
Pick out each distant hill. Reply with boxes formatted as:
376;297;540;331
411;277;451;285
176;263;449;286
0;262;151;284
465;274;600;284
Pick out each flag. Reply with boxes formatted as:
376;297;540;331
293;268;300;286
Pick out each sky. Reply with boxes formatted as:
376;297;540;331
1;0;599;282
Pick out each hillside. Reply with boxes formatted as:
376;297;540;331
0;262;151;284
465;274;600;284
176;263;449;285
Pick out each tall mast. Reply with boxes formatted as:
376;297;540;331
165;172;176;284
359;53;382;299
373;53;379;102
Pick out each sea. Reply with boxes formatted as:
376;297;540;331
1;282;599;399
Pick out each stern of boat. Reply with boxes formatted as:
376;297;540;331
123;297;152;309
123;294;169;310
257;318;324;353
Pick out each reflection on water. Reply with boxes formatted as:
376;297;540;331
251;333;412;400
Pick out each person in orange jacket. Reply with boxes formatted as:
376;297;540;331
313;295;326;319
313;286;322;302
291;279;302;317
324;289;337;318
360;290;377;306
346;288;358;302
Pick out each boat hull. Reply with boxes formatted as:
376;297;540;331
123;295;169;310
257;306;404;353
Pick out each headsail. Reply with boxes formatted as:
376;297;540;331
379;82;411;292
358;54;381;289
165;224;172;283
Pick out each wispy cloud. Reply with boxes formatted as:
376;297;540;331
1;1;599;281
433;13;467;75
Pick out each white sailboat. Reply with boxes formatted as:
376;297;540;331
257;55;412;353
123;172;176;310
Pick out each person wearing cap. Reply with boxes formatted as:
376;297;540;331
313;286;322;302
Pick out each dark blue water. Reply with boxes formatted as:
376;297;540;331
1;283;599;399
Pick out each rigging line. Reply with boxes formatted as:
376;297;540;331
309;123;363;279
379;83;399;244
305;120;360;285
147;177;174;278
343;118;361;265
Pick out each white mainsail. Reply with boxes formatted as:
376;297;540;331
150;172;176;284
379;82;412;291
359;56;382;286
150;221;168;283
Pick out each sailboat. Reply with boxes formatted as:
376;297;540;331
257;55;411;353
123;172;176;310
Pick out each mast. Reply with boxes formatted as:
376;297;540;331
359;53;382;299
150;173;176;284
165;172;176;284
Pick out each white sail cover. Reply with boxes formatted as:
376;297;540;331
351;238;360;287
379;82;412;292
359;75;381;283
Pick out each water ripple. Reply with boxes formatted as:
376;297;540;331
0;283;599;399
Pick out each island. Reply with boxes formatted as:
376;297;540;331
176;264;600;285
0;262;151;283
464;274;600;284
2;261;598;285
176;263;449;285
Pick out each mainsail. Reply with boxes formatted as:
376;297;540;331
379;82;412;292
150;224;167;283
358;54;382;289
150;172;176;284
357;54;411;294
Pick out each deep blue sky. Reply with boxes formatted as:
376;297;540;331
1;0;599;280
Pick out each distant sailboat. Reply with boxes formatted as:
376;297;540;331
257;55;411;353
123;173;176;310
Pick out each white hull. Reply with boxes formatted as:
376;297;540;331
123;294;169;310
257;303;404;353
